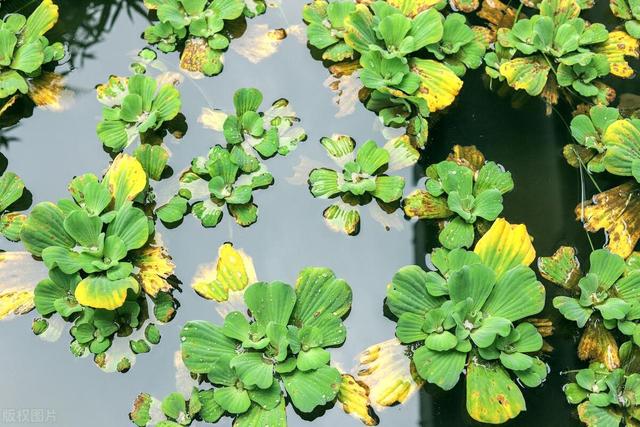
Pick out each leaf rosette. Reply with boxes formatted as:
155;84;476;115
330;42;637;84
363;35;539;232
308;134;418;235
143;0;266;76
19;154;179;367
96;65;182;180
0;0;64;109
302;0;486;148
386;218;546;423
177;267;353;424
403;146;514;250
488;0;638;107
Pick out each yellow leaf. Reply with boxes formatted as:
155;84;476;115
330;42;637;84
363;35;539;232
447;144;486;172
192;243;257;302
499;56;550;96
411;58;463;112
474;218;536;279
578;318;620;370
356;339;423;410
28;72;73;111
576;181;640;259
105;153;147;209
132;243;175;298
0;251;48;320
386;0;440;17
595;31;639;78
180;38;217;74
75;276;139;310
338;374;379;426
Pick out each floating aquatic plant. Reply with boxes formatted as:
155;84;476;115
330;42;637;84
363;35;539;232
142;0;266;76
386;218;547;423
308;135;418;235
564;354;640;426
130;243;376;426
0;165;27;242
158;87;305;228
403;145;513;249
542;247;640;370
303;0;487;148
19;155;179;368
610;0;640;39
96;53;182;180
485;0;638;108
0;0;64;112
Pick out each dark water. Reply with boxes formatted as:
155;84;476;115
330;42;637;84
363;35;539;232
0;1;635;426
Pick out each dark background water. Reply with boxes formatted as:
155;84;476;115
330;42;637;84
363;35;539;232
0;0;636;426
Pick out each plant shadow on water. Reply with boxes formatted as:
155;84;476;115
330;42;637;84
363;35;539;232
0;0;638;426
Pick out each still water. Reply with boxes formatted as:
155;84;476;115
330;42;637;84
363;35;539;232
0;0;634;426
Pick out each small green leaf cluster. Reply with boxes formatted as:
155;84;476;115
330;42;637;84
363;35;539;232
0;0;64;101
387;248;547;391
96;67;182;179
422;159;513;249
564;358;640;426
157;88;305;228
487;0;615;99
308;135;415;235
0;166;27;242
553;249;640;343
178;268;352;424
130;389;225;427
143;0;265;76
303;0;485;148
610;0;640;39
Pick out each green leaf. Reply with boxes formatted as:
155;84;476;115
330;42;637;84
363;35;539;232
282;365;342;413
192;199;223;227
106;206;149;251
356;140;389;175
589;249;626;289
396;312;428;343
134;144;170;181
297;347;331;371
214;386;251;414
180;320;238;374
157;196;188;223
34;269;78;316
0;172;24;211
386;265;446;318
413;346;466;390
439;217;475;250
470;316;512;348
483;265;545;321
553;296;593;327
449;264;496;312
372;175;404;203
161;393;186;420
21;202;75;257
230;352;274;389
63;210;102;248
578;401;622;426
197;389;224;423
22;0;59;43
236;399;287;426
244;281;296;329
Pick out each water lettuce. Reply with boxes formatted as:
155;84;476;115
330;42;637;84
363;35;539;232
564;354;640;427
157;88;305;228
130;243;359;426
486;0;637;107
96;58;182;180
303;0;486;148
403;145;514;249
143;0;266;76
0;0;64;110
20;155;178;368
386;218;546;423
308;135;418;235
0;164;27;242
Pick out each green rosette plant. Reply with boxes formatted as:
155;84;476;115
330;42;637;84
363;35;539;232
308;134;418;235
386;218;547;423
172;269;352;425
302;0;486;148
552;249;640;347
95;62;182;180
486;0;637;107
19;154;179;368
0;164;27;242
564;356;640;426
303;0;356;62
142;0;266;76
610;0;640;39
157;87;305;228
0;0;64;110
403;150;514;250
